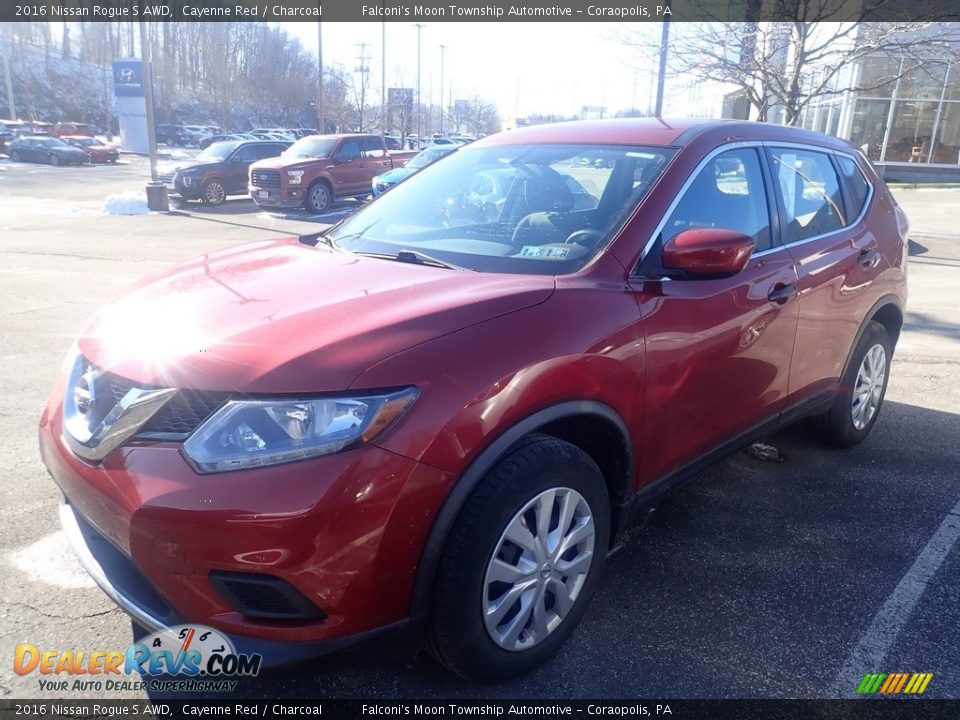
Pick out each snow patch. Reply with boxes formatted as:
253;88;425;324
102;191;150;215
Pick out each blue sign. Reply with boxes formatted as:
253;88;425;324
113;60;143;98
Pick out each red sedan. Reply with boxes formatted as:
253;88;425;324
62;136;119;164
39;119;908;681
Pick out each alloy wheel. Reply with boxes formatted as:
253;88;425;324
204;181;225;204
851;343;886;430
483;487;595;652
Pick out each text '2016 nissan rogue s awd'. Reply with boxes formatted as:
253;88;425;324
40;119;908;682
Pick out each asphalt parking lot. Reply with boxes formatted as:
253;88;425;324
0;155;957;700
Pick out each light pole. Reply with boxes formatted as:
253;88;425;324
654;7;671;117
414;23;425;144
438;44;446;135
317;20;324;133
381;19;386;133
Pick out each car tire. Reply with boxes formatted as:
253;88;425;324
813;320;893;448
305;181;333;213
49;154;59;166
202;179;226;206
426;434;610;682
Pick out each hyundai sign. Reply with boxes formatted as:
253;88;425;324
113;60;144;98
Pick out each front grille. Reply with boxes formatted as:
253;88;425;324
102;369;224;439
157;171;174;184
251;169;281;188
209;571;325;621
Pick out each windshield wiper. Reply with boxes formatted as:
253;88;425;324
353;249;470;271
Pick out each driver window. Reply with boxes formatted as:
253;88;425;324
336;141;360;163
232;145;259;162
661;148;772;252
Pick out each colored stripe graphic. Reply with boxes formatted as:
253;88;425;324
858;672;932;694
857;673;886;694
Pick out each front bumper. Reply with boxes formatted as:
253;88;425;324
58;499;422;664
249;186;304;209
39;393;452;653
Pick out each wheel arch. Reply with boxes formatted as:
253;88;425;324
410;400;634;617
842;294;903;377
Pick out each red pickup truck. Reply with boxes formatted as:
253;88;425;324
249;133;416;213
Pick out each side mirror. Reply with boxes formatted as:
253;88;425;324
229;155;244;163
662;228;756;278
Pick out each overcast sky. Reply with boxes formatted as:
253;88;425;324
283;22;715;121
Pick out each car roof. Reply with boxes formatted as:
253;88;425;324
476;118;857;153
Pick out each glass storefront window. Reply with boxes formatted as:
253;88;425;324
848;99;890;161
898;61;949;100
944;67;960;101
858;55;901;98
932;101;960;164
885;100;939;162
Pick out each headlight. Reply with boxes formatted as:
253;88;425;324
182;388;417;473
286;170;304;185
179;174;196;188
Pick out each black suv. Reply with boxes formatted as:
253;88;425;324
157;140;289;205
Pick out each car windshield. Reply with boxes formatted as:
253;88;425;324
285;137;338;159
331;143;675;275
195;141;241;161
408;146;454;170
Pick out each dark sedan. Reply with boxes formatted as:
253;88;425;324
157;139;289;205
8;136;88;166
371;144;457;196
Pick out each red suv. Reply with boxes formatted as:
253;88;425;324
39;120;907;682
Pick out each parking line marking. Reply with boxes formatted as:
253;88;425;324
832;498;960;696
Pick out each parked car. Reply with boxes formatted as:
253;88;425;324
251;128;296;142
0;123;12;151
50;122;96;138
157;139;289;205
420;134;458;149
371;144;456;196
61;136;119;164
248;133;417;213
39;119;907;683
180;125;208;146
155;124;187;146
8;136;87;165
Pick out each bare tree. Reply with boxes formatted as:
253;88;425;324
622;16;960;125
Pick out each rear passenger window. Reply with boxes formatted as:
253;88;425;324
769;149;845;243
837;155;870;219
662;148;772;252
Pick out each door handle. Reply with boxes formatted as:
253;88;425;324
768;283;798;304
858;249;881;268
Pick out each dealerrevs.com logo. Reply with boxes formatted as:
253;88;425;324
14;625;261;693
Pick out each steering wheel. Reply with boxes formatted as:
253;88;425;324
564;229;604;247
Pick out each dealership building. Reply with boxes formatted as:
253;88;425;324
721;27;960;181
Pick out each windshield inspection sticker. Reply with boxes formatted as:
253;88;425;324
519;245;572;259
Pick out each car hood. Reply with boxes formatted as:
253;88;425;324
250;155;328;171
78;238;554;393
377;166;413;185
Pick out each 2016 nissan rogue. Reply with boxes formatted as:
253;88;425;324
40;119;908;682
